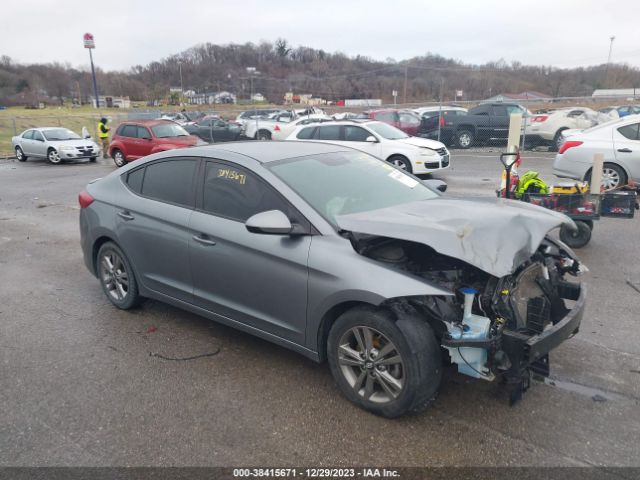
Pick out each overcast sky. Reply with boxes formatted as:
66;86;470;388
2;0;639;71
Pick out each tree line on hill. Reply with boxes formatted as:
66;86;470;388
1;39;639;107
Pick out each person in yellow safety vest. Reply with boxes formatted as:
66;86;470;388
98;117;110;158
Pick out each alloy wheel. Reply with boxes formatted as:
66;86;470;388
15;147;24;160
458;133;471;148
100;250;130;301
114;151;126;167
48;149;61;164
337;326;405;404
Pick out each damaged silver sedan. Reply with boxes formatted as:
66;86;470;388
80;142;586;418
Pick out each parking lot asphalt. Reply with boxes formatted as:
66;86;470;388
1;150;639;468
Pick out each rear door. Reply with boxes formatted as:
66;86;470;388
116;157;199;302
613;122;640;181
31;130;48;157
189;160;311;343
490;105;509;139
19;130;35;155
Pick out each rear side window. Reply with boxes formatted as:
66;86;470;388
618;123;640;140
141;159;198;208
317;125;341;140
492;106;507;116
126;168;145;194
375;111;396;123
297;127;316;139
22;130;34;139
202;161;292;222
120;125;138;138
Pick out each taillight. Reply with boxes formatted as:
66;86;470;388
558;140;583;154
533;115;548;123
440;115;445;127
78;190;94;208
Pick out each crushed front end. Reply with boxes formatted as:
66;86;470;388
354;233;586;404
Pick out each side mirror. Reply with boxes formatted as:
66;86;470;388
365;135;378;143
245;210;293;235
422;179;447;192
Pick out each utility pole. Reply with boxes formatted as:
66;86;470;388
403;66;408;104
605;36;616;87
178;59;184;105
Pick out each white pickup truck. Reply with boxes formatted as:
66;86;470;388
243;108;327;140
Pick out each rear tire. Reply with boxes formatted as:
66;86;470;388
584;163;627;191
97;242;141;310
455;129;474;149
327;305;442;418
387;155;412;173
15;146;27;162
89;156;97;163
112;149;127;168
257;130;272;141
550;129;566;152
560;221;592;248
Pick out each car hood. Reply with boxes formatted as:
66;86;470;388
156;135;199;146
396;136;445;150
336;197;575;277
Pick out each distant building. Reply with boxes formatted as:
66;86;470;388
251;93;266;102
284;92;326;106
484;91;552;103
90;95;131;108
186;91;237;105
592;88;639;99
336;99;383;107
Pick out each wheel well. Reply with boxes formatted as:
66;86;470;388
456;125;474;133
316;301;373;363
386;153;408;162
584;162;629;182
257;129;272;137
554;128;567;137
91;236;115;275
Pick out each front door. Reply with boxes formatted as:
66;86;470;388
613;121;640;182
189;160;311;344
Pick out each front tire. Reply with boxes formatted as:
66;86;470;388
387;155;412;173
327;306;442;418
560;221;592;248
47;148;62;164
97;242;141;310
15;146;27;162
112;149;127;168
455;129;474;149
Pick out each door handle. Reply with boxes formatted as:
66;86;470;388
617;148;632;153
192;235;216;246
117;211;134;221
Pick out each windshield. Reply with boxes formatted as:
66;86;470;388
367;122;409;140
43;128;80;141
151;123;190;138
269;151;438;227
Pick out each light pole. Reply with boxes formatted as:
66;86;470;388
605;36;616;87
246;67;260;133
178;59;184;105
83;33;100;109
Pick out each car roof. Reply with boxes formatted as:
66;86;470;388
120;119;176;126
176;141;354;164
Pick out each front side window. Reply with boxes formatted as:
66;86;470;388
618;123;640;141
492;106;507;116
344;126;371;142
137;126;151;139
317;125;341;140
202;161;291;222
269;151;438;227
140;159;197;207
32;131;45;142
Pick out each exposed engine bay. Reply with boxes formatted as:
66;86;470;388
349;232;585;404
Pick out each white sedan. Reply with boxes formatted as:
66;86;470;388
553;115;640;190
286;120;450;174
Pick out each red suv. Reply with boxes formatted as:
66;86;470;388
359;109;422;136
109;120;199;167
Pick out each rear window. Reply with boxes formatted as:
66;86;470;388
618;123;640;140
126;168;145;194
297;127;317;139
140;159;198;207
